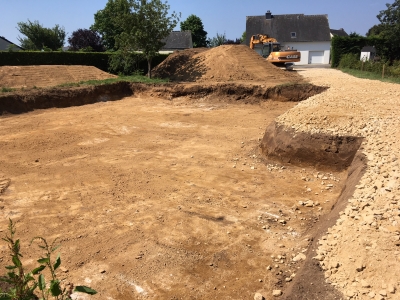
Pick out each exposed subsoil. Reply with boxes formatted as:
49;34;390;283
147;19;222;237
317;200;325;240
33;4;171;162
0;65;117;89
0;45;382;300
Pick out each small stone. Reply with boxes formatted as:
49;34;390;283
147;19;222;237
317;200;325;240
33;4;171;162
285;277;292;282
272;290;282;297
100;269;106;274
361;280;370;288
387;284;395;294
378;290;387;296
59;267;69;273
254;293;265;300
292;253;306;262
368;291;375;298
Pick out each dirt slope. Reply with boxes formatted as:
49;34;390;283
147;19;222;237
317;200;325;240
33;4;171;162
152;45;301;83
0;65;117;88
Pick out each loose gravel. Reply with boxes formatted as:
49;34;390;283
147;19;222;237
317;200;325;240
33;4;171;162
277;68;400;299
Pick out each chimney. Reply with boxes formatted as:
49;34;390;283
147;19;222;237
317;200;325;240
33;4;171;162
266;10;272;20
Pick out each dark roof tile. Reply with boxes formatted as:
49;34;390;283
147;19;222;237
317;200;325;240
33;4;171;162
246;13;331;44
162;31;193;50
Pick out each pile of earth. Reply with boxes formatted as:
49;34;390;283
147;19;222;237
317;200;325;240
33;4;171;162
152;44;302;83
0;65;117;89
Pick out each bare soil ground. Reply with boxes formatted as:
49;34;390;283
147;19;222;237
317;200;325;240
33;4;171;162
0;65;117;88
0;45;383;300
0;93;345;299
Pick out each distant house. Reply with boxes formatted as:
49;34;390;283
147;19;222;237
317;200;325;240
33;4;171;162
330;28;349;38
0;36;23;51
360;46;376;62
160;31;193;54
246;11;332;64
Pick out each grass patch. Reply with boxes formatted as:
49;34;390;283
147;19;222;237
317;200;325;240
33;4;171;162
1;87;15;93
57;74;168;88
340;68;400;84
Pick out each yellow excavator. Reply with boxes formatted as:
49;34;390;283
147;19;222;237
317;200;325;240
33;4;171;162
249;34;301;69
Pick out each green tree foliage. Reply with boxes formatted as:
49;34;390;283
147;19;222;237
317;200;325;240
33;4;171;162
116;0;180;78
91;0;131;50
68;29;105;52
240;31;246;44
376;0;400;61
366;24;387;37
180;14;208;47
208;32;227;47
17;20;66;51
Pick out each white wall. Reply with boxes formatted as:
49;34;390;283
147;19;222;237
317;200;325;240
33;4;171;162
280;41;331;65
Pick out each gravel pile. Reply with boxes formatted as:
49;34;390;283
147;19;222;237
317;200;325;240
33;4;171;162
277;68;400;299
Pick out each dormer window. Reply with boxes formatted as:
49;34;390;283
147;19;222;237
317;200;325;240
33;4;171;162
291;32;297;38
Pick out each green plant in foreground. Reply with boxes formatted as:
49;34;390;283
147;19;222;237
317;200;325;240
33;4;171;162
0;219;96;300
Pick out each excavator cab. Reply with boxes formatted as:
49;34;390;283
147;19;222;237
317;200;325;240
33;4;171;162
260;43;281;58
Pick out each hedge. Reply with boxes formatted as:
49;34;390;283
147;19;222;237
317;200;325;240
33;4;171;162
0;51;169;75
331;36;387;68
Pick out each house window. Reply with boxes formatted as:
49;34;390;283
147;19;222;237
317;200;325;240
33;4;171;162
291;32;297;38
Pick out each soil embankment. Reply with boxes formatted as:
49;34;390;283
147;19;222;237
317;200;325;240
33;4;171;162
0;82;326;115
0;65;117;88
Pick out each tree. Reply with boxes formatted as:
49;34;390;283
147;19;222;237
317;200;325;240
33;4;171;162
68;29;105;52
240;31;246;44
376;0;400;61
91;0;131;50
366;24;387;37
17;20;65;51
180;15;208;47
208;32;227;47
117;0;180;78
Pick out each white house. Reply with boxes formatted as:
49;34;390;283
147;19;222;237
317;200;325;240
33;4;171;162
0;36;23;51
246;11;332;65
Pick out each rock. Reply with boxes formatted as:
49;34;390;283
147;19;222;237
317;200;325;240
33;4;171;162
356;262;366;272
254;293;265;300
368;291;375;298
59;266;69;273
272;290;282;297
378;290;387;296
387;284;395;294
361;280;370;288
292;253;306;262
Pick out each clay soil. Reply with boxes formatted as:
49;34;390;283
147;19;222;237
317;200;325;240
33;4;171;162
0;46;349;300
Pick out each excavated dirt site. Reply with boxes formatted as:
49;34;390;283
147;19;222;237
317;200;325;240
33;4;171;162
0;45;399;300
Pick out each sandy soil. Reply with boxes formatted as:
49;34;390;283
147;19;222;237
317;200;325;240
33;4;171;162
0;65;117;88
0;94;345;299
2;45;399;300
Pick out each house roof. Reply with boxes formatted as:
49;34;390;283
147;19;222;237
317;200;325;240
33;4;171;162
246;13;331;44
330;28;348;37
161;31;193;50
0;36;23;50
361;46;376;53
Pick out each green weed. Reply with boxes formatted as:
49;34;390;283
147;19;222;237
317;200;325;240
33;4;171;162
0;219;96;300
1;87;14;93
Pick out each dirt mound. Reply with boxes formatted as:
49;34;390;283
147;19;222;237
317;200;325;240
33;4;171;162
0;65;117;88
153;45;302;83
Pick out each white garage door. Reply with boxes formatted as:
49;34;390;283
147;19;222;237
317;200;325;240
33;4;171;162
309;51;324;64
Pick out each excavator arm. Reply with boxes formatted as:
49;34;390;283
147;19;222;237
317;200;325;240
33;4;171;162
249;34;278;49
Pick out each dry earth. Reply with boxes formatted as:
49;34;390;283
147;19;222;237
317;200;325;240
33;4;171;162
275;68;400;300
0;92;344;299
1;45;399;300
0;65;117;88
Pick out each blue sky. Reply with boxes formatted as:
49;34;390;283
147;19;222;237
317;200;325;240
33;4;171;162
1;0;389;46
